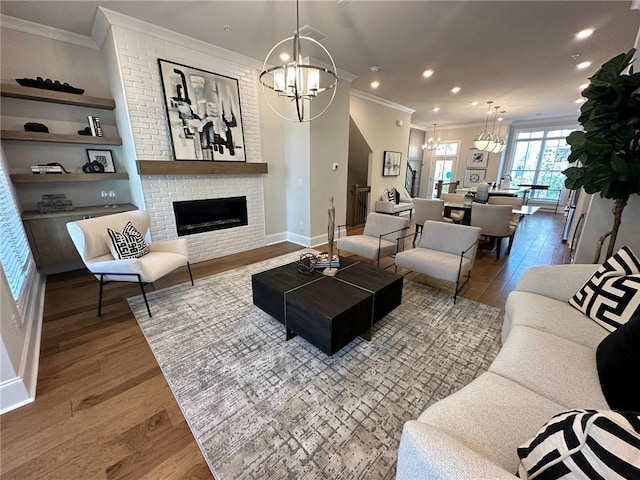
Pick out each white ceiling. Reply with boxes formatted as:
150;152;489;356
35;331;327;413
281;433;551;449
1;1;639;128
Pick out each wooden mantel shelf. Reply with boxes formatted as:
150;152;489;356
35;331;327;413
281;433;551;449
136;160;268;175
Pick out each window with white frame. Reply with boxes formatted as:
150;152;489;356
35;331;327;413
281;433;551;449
507;127;576;202
0;153;32;308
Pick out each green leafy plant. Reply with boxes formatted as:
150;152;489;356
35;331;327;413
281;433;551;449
564;48;640;263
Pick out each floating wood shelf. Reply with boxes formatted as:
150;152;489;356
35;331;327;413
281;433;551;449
136;160;268;175
11;173;129;183
1;130;122;145
1;83;116;109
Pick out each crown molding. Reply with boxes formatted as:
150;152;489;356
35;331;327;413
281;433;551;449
350;89;415;115
92;7;262;69
0;14;98;49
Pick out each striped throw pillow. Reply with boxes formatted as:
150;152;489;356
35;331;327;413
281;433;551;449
569;245;640;331
517;409;640;480
107;221;150;260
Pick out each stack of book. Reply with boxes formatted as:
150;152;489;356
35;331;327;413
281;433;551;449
87;115;103;136
31;164;65;174
313;253;340;269
37;194;73;213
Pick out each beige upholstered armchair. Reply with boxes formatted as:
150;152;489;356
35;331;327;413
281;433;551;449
470;203;516;259
395;221;481;303
487;196;524;228
66;210;193;317
337;212;409;267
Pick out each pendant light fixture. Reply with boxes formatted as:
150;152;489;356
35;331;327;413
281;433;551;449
485;106;501;152
260;0;338;122
489;110;507;153
473;101;494;151
421;123;441;150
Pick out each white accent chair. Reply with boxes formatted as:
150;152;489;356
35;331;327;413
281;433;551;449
413;198;452;246
395;221;481;303
439;193;466;223
470;203;516;259
337;212;409;267
66;210;193;317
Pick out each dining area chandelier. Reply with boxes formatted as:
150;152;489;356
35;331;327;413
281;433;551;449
474;101;507;153
259;0;338;122
421;124;441;151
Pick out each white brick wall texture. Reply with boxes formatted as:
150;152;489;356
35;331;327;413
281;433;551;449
113;26;266;260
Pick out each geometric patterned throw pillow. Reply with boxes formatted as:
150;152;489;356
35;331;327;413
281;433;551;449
107;221;150;260
569;245;640;331
516;409;640;480
386;188;395;203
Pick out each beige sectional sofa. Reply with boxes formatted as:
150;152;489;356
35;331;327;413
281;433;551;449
396;263;610;479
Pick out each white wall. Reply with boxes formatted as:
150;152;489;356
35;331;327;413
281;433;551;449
349;92;412;210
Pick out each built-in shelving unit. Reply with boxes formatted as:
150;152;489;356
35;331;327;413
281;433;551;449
2;82;130;274
11;173;129;183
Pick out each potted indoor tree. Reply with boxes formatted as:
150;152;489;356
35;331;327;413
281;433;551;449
563;48;640;263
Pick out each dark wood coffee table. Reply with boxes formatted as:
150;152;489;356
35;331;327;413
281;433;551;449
251;258;403;355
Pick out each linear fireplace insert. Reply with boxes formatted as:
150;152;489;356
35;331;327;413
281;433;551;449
173;197;248;236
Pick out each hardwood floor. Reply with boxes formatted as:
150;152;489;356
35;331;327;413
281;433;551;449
0;211;568;479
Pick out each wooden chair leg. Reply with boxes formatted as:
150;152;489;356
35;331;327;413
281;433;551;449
507;233;515;254
496;237;502;259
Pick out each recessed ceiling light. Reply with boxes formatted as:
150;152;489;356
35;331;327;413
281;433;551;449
451;86;461;94
422;69;434;78
577;61;592;70
370;81;380;89
575;98;585;104
279;53;290;61
575;29;594;40
370;65;380;72
579;83;589;90
432;107;440;112
470;101;479;106
498;116;504;122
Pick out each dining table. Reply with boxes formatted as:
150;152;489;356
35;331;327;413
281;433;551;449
443;202;540;225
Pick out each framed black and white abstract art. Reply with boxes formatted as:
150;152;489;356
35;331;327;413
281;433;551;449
158;59;246;162
382;151;402;176
467;149;488;168
464;169;486;187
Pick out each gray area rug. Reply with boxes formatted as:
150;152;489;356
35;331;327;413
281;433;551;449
128;251;504;480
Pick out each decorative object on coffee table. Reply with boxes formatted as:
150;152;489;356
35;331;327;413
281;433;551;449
324;196;338;276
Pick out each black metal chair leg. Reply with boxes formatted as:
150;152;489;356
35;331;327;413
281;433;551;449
187;261;194;286
98;274;104;316
496;237;502;259
138;275;152;317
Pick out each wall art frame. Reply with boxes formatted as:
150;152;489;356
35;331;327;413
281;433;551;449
158;58;246;162
466;148;488;168
463;168;486;187
382;150;402;177
86;149;116;173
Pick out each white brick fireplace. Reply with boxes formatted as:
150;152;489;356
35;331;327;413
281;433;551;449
104;14;268;261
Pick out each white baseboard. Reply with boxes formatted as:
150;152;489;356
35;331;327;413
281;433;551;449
286;232;311;247
266;232;288;245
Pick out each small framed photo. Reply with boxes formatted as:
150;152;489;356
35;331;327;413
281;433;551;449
86;149;116;173
467;149;488;168
383;150;402;177
464;169;486;187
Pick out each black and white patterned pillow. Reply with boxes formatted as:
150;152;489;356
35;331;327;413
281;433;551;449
517;409;640;480
107;221;150;259
569;245;640;331
386;189;395;203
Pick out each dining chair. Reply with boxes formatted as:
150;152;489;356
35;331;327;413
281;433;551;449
439;193;467;223
470;203;516;259
412;198;452;245
66;210;193;317
488;196;525;228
